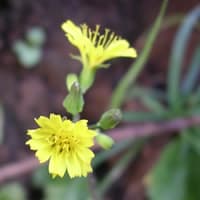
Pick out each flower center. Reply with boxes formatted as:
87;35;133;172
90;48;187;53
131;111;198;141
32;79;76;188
47;134;79;153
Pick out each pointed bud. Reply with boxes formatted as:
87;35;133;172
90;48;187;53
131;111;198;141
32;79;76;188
96;133;114;150
97;109;122;130
63;82;84;116
66;73;79;91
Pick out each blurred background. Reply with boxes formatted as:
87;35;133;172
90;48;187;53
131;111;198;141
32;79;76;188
0;0;200;199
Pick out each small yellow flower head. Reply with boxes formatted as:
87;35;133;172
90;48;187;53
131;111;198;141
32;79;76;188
61;20;137;69
26;114;96;178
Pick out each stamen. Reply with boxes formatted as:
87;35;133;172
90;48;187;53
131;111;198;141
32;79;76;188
97;35;104;47
47;133;80;153
81;24;88;37
88;28;92;40
92;25;100;45
105;32;116;48
101;29;110;47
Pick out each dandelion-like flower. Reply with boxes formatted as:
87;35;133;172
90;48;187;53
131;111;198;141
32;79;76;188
26;114;96;178
61;20;137;69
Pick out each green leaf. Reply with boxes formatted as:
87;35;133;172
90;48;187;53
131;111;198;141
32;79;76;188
148;139;187;200
126;86;166;101
125;86;166;114
98;139;145;195
0;183;26;200
182;45;200;96
44;178;90;200
33;165;91;200
63;82;84;116
182;127;200;155
123;111;165;122
148;135;200;200
110;0;168;108
167;5;200;109
141;95;166;114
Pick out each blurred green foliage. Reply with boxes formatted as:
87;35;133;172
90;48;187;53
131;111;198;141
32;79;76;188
143;5;200;200
33;165;91;200
148;133;200;200
0;183;26;200
12;27;45;68
111;2;200;200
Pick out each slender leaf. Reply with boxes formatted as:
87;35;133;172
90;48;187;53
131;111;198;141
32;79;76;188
189;87;200;105
182;45;200;96
98;139;145;195
182;127;200;154
110;0;168;108
141;95;166;114
167;5;200;109
126;86;166;101
123;111;166;122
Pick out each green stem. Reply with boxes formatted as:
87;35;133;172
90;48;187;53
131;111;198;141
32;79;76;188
72;114;80;122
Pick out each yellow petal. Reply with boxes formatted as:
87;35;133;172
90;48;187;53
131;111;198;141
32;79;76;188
27;128;51;139
35;147;52;163
49;153;67;178
105;40;137;58
35;116;50;127
66;153;82;178
49;113;62;126
76;147;94;163
26;139;48;150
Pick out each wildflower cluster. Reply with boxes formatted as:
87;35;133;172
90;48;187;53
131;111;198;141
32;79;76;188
26;19;137;178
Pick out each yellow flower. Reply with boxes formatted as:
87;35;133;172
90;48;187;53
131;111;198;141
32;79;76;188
26;114;96;178
61;20;137;69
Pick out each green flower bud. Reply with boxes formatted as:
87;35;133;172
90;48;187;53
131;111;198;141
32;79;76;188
97;109;122;130
96;133;114;150
66;73;79;91
63;82;84;116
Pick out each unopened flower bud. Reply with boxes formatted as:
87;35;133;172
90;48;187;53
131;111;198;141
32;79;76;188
66;73;79;91
96;133;114;150
97;109;122;130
